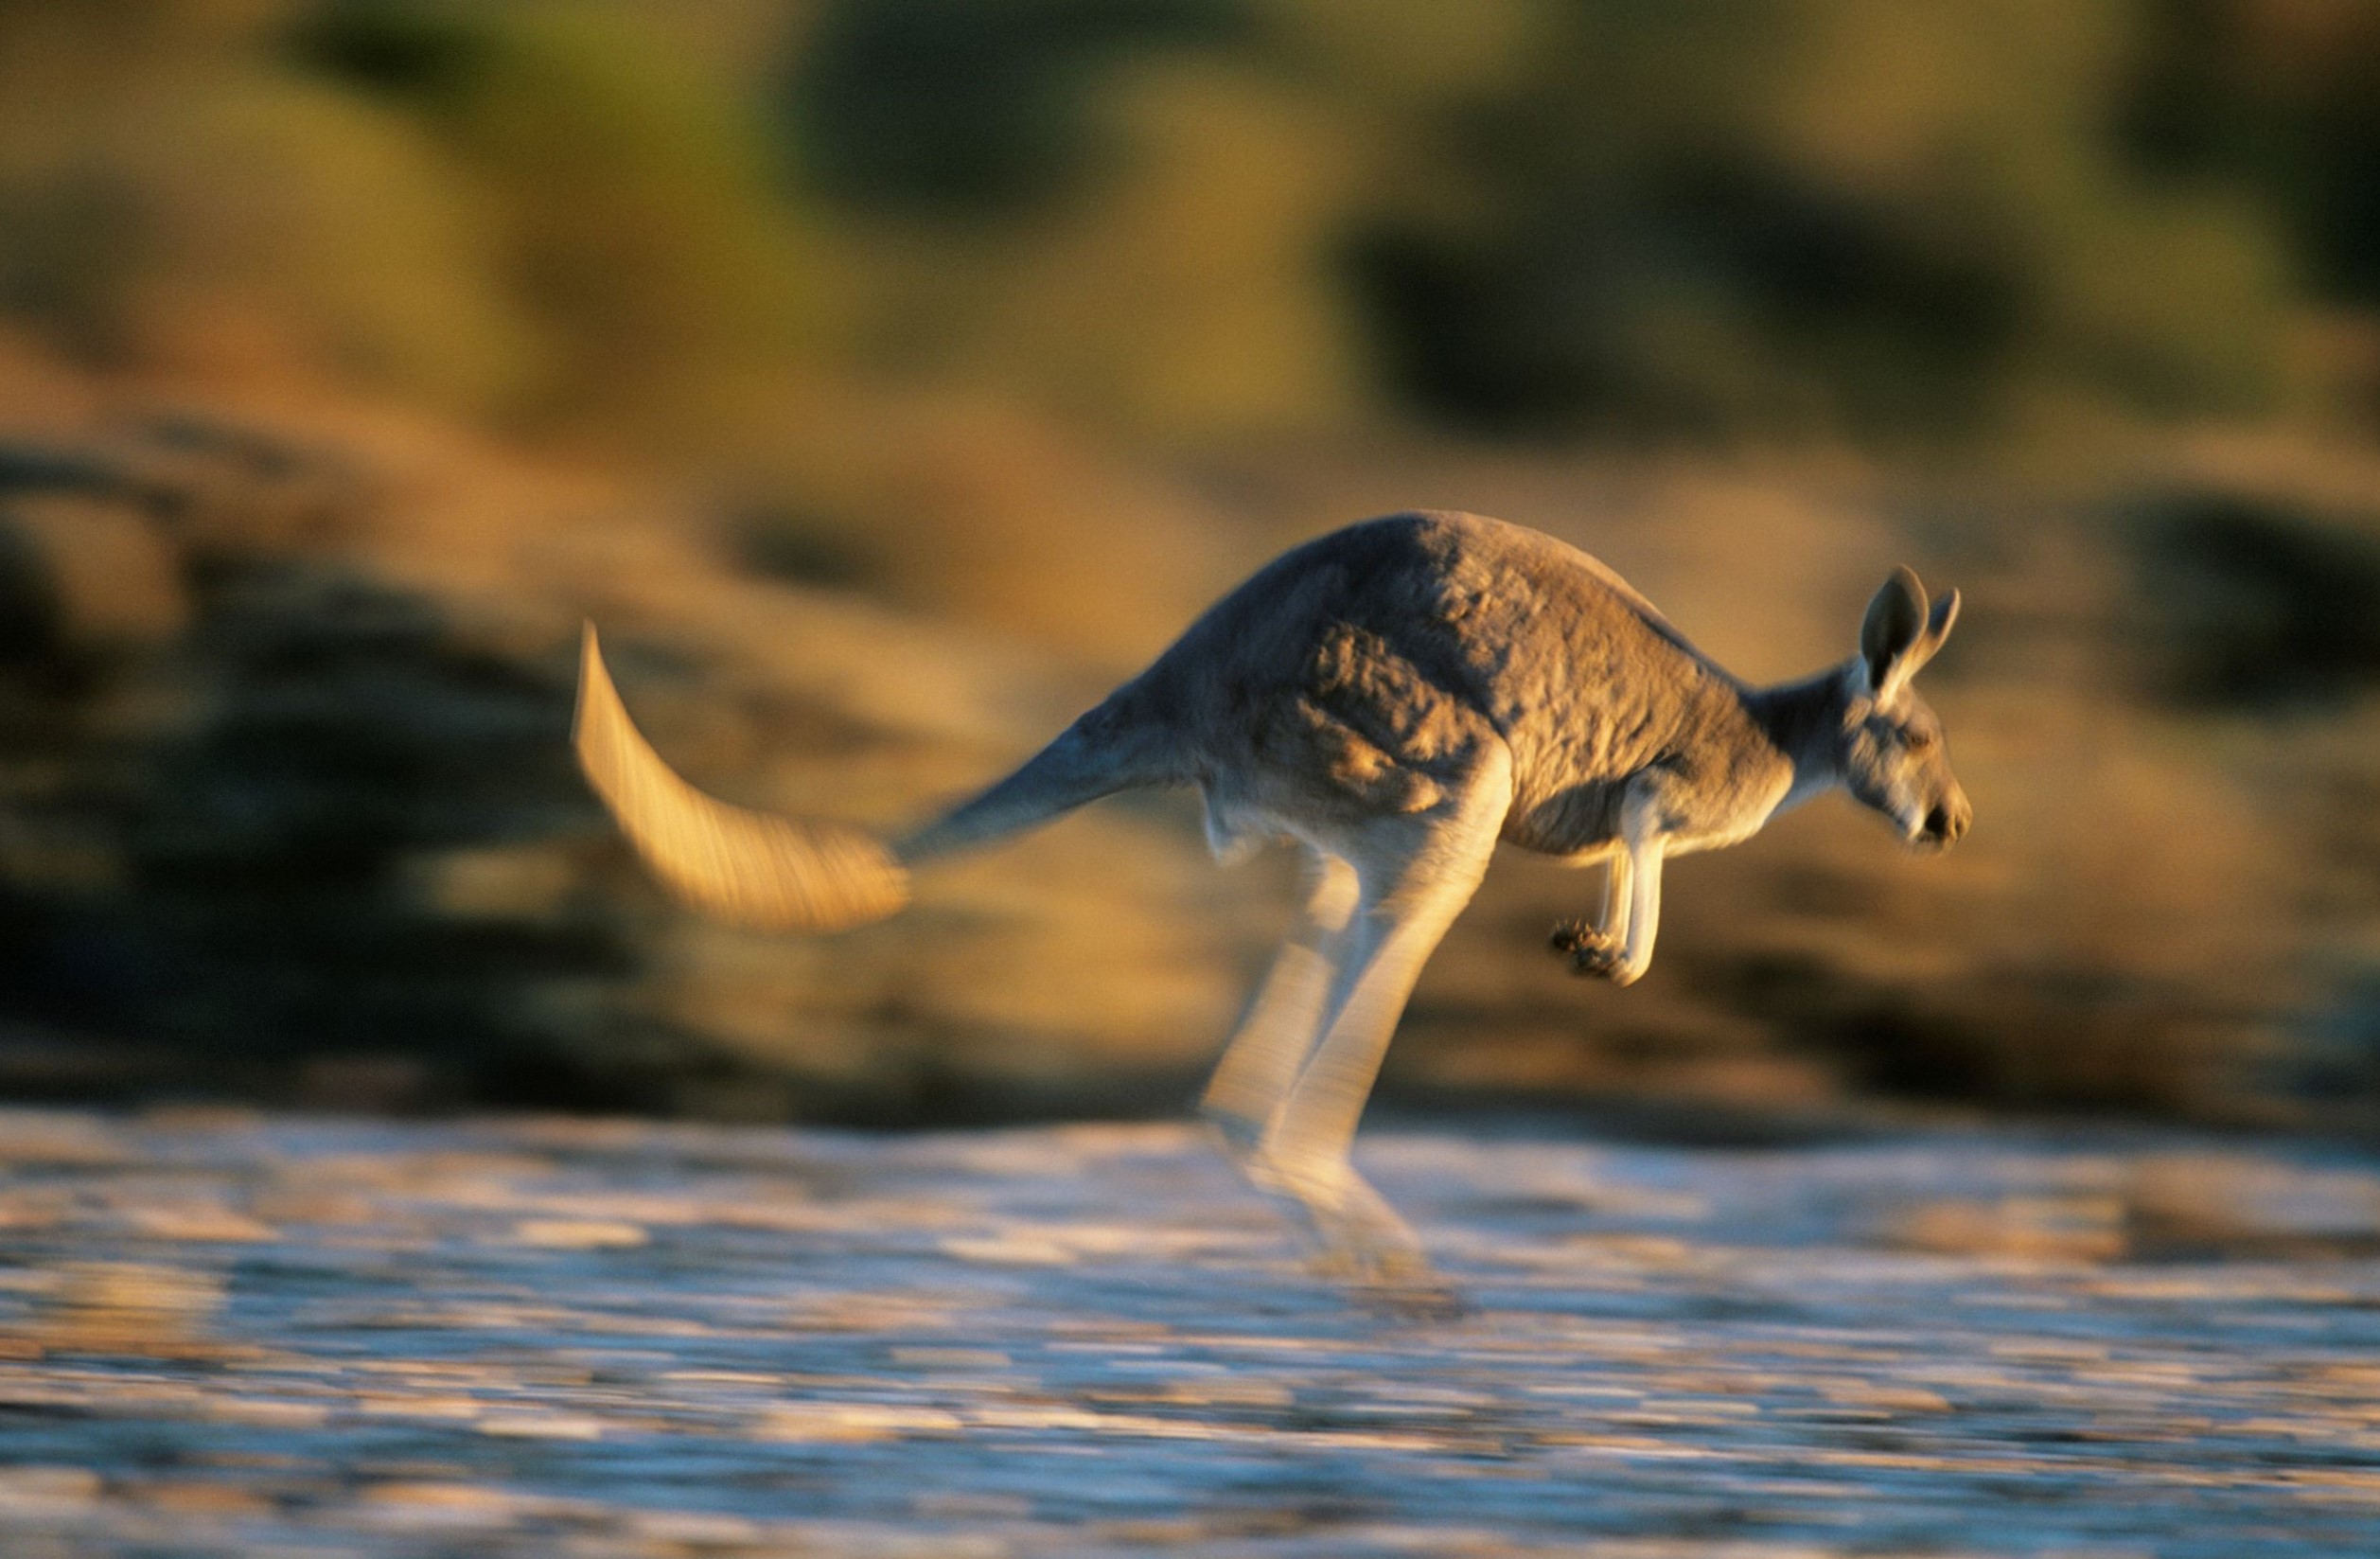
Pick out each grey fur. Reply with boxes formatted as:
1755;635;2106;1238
581;510;1971;1286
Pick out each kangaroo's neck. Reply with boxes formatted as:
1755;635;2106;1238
1740;664;1852;815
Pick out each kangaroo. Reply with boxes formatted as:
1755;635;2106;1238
575;510;1968;1280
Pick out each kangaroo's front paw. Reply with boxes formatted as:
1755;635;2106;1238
1549;919;1621;979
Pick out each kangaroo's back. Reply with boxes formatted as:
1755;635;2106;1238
1128;511;1742;829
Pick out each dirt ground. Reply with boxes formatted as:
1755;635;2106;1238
2;1106;2379;1556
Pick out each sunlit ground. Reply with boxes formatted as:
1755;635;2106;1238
2;1108;2378;1555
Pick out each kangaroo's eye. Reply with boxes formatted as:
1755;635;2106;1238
1903;729;1936;753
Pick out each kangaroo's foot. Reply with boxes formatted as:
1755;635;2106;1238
1549;918;1621;979
1306;1223;1438;1288
1306;1190;1468;1318
1216;1138;1469;1315
1241;1150;1437;1283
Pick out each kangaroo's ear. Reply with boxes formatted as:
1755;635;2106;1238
1860;566;1928;698
1920;586;1959;656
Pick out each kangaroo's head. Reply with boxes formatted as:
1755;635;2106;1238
1837;567;1969;849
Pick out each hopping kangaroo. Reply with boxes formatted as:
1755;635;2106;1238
576;511;1968;1276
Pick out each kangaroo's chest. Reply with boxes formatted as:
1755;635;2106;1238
1502;756;1792;859
1655;775;1795;856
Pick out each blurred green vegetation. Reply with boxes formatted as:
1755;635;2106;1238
0;0;2375;444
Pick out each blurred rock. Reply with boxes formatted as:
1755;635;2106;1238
2124;1155;2380;1260
1882;1195;2128;1264
31;1260;224;1355
0;495;186;659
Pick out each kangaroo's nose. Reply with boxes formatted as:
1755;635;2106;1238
1923;796;1970;846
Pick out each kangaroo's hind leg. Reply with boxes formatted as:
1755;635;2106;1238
1248;741;1512;1279
1199;850;1361;1157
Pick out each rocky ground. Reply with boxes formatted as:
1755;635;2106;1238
3;1105;2380;1556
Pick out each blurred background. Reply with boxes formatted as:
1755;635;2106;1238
1;0;2378;1132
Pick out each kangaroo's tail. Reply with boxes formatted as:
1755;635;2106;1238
573;625;909;932
893;682;1183;867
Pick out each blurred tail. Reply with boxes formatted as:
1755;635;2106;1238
573;625;910;932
